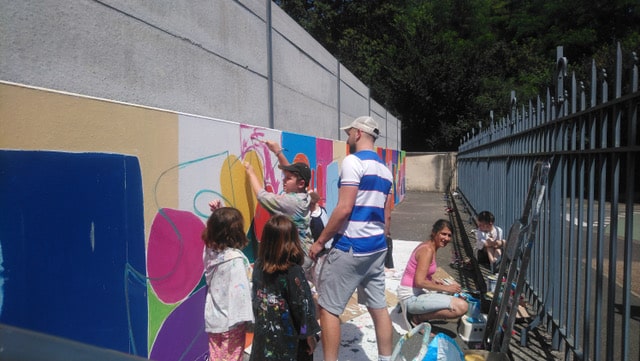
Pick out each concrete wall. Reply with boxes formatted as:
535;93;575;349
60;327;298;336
405;153;457;192
0;0;400;150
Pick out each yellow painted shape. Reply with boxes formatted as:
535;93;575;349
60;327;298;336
332;140;348;172
219;151;263;233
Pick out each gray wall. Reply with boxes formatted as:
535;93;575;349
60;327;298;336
0;0;401;150
405;153;457;192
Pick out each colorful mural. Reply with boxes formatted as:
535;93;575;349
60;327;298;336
0;83;405;359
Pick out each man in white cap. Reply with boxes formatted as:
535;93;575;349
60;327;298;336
309;116;394;361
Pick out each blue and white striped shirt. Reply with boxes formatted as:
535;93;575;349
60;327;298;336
332;150;393;255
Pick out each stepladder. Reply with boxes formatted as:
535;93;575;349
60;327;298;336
483;161;550;353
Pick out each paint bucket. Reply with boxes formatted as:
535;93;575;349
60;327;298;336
466;296;482;322
486;275;497;293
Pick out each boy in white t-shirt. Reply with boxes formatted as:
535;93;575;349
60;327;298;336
475;210;505;273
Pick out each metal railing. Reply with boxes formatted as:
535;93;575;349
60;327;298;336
456;44;639;361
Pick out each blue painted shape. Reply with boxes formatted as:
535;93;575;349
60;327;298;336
325;162;340;215
282;132;317;167
0;150;147;357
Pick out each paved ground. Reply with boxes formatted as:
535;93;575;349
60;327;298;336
386;191;562;361
246;191;563;360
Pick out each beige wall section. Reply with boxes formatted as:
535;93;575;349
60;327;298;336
332;141;347;164
405;153;457;192
0;82;179;242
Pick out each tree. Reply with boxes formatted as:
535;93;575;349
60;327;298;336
276;0;640;151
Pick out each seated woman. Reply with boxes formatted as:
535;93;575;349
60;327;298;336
397;219;468;326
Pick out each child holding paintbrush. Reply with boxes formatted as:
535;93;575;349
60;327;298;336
244;138;315;281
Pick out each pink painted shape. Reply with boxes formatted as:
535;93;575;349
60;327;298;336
240;125;281;192
148;208;206;304
315;138;333;206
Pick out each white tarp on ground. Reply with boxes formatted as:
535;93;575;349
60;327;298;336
313;240;421;361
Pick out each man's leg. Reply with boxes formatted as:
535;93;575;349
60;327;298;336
317;248;361;361
319;306;341;361
368;306;393;357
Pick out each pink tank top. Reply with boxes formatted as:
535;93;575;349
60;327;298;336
400;243;437;287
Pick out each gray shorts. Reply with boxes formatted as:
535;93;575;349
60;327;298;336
302;255;315;283
317;247;387;316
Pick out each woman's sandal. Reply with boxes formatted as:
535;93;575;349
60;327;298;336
409;314;433;336
401;302;429;335
406;312;426;332
406;311;418;328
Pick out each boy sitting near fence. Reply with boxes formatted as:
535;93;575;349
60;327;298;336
474;210;506;273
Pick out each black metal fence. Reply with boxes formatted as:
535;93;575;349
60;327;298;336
456;44;639;361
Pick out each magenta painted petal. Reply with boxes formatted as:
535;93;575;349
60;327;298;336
148;208;205;303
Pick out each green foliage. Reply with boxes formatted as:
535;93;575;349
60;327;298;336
276;0;640;151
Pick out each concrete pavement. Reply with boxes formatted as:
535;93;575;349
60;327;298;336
308;191;470;360
246;191;562;360
313;191;561;361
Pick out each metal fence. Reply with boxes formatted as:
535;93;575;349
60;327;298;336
456;44;639;361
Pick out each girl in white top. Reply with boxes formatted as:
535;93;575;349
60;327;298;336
202;200;254;361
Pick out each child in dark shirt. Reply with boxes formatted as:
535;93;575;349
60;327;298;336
250;215;320;361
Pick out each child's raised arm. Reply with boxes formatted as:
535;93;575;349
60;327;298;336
208;199;222;212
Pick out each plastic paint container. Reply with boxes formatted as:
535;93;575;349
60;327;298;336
466;296;482;322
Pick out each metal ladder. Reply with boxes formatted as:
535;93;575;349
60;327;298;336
483;160;551;353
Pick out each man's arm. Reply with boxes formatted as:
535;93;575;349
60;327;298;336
384;192;393;236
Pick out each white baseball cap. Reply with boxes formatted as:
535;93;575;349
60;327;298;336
340;116;380;139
